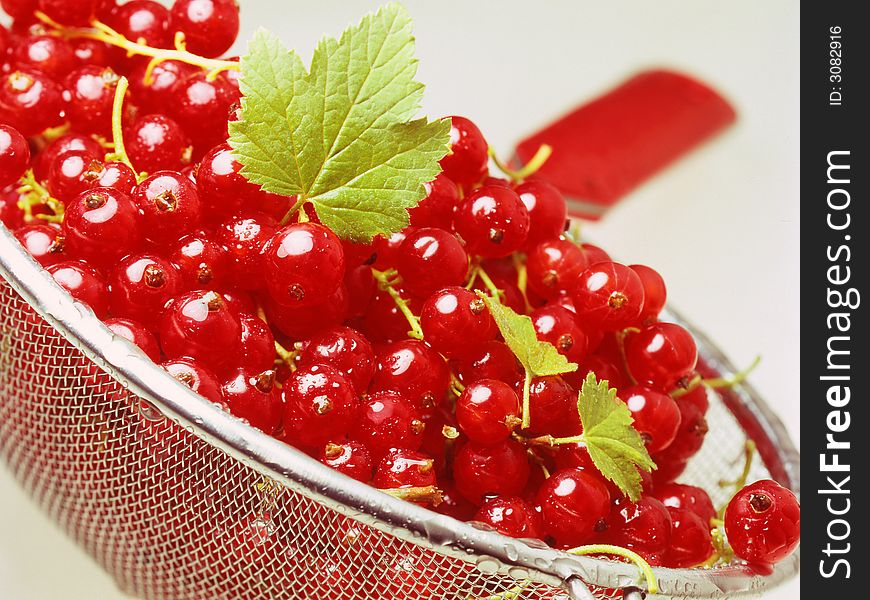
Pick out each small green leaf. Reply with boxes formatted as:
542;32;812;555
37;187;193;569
480;294;577;378
228;3;451;242
577;373;656;501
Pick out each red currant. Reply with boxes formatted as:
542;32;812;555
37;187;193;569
525;375;581;438
38;0;100;26
297;326;375;394
652;483;717;524
351;390;425;460
572;261;645;331
282;364;360;449
531;304;589;365
0;124;29;188
373;448;437;490
62;188;143;269
162;357;223;405
370;339;450;411
33;133;103;181
657;399;708;462
47;149;101;203
125;114;192;173
159;290;241;374
454;185;530;258
370;229;410;270
221;368;283;434
46;260;109;318
104;317;160;362
169;231;230;289
319;441;373;483
128;60;195;114
622;386;682;454
168;71;234;150
453;439;530;505
724;480;800;567
536;468;611;547
581;243;611;265
625;322;698;391
514;180;567;248
235;313;275;373
456;379;520;445
262;222;345;306
216;211;279;290
13;223;66;266
630;264;667;323
603;496;673;564
453;340;523;387
12;34;74;79
1;0;37;19
109;0;172;49
169;0;240;58
475;496;543;539
396;227;468;298
420;287;497;358
63;66;120;136
133;170;203;245
664;507;714;568
0;69;65;136
526;238;588;301
408;173;459;229
70;38;112;68
439;116;488;187
196;142;267;220
108;254;181;328
263;284;348;342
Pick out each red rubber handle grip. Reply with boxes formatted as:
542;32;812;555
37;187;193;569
514;70;736;220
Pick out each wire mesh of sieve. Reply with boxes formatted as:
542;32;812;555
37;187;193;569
0;227;799;600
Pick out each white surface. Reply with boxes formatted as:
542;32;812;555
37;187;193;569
0;1;799;598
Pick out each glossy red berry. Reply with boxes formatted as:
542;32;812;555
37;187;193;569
126;114;192;174
221;368;284;434
526;375;581;438
38;0;100;26
169;0;240;58
420;287;497;358
408;173;459;229
70;38;112;67
625;322;698;391
665;507;714;568
319;441;373;483
526;238;588;300
262;222;345;306
531;304;589;365
357;285;416;344
454;340;523;387
680;382;710;415
297;326;375;394
162;357;223;405
263;284;348;342
12;34;74;79
109;1;172;49
536;468;611;547
108;254;181;328
373;448;437;490
657;399;708;462
453;439;530;505
514;180;567;248
350;390;425;461
724;480;800;567
604;496;673;563
63;66;120;135
456;379;520;445
439;116;488;187
0;186;24;230
169;231;230;289
474;496;543;539
370;340;450;411
47;261;109;318
572;261;645;331
652;483;717;524
370;229;410;271
104;317;160;362
168;72;234;150
283;364;360;449
196;142;265;219
128;60;195;113
581;243;610;265
47;149;101;203
396;228;468;298
1;0;37;19
133;170;203;245
622;386;682;454
0;124;29;188
454;185;531;258
159;290;241;374
235;314;275;373
13;223;66;267
33;133;104;181
631;264;667;323
62;188;143;269
0;69;65;136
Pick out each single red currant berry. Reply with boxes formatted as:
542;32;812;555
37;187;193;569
0;186;25;230
159;290;241;374
474;496;544;539
631;264;667;323
0;124;30;188
409;173;459;229
525;375;582;438
652;483;717;524
104;317;160;362
456;379;521;445
69;38;112;67
370;340;450;411
221;368;284;434
33;133;104;181
262;222;345;307
453;439;530;505
531;304;589;365
439;116;488;187
283;364;359;449
169;231;230;290
38;0;100;26
622;385;682;454
168;72;234;150
13;223;66;267
47;149;101;203
514;180;568;249
679;382;710;415
162;357;223;405
344;263;376;319
128;60;195;114
263;284;349;342
297;326;375;394
625;322;698;391
12;34;74;79
125;114;192;174
581;243;611;265
454;340;523;387
236;314;276;373
169;0;240;58
216;211;279;290
420;287;497;358
371;229;411;271
572;261;645;331
196;142;265;220
0;69;65;136
319;441;373;483
63;66;120;136
724;480;800;567
351;390;425;460
46;261;109;318
664;507;715;568
536;468;611;547
604;496;673;564
454;185;531;258
109;0;172;49
657;399;709;462
108;254;181;328
526;238;588;300
133;170;203;245
396;228;468;298
62;188;143;269
0;0;37;19
435;481;477;521
373;448;437;490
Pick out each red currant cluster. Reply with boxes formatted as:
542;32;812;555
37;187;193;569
1;1;798;576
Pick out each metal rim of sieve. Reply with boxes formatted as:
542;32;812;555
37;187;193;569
0;225;800;599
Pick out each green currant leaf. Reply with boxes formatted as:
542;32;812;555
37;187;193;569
228;3;451;242
480;294;577;378
577;373;656;502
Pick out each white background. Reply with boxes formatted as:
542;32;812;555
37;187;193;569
0;0;799;598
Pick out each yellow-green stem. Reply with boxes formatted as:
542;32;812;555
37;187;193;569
489;144;553;183
512;254;532;312
521;369;532;429
105;76;136;172
566;544;658;595
371;269;424;340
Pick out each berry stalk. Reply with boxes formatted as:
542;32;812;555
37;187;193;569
489;144;553;183
104;76;136;175
566;544;658;594
371;268;424;340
